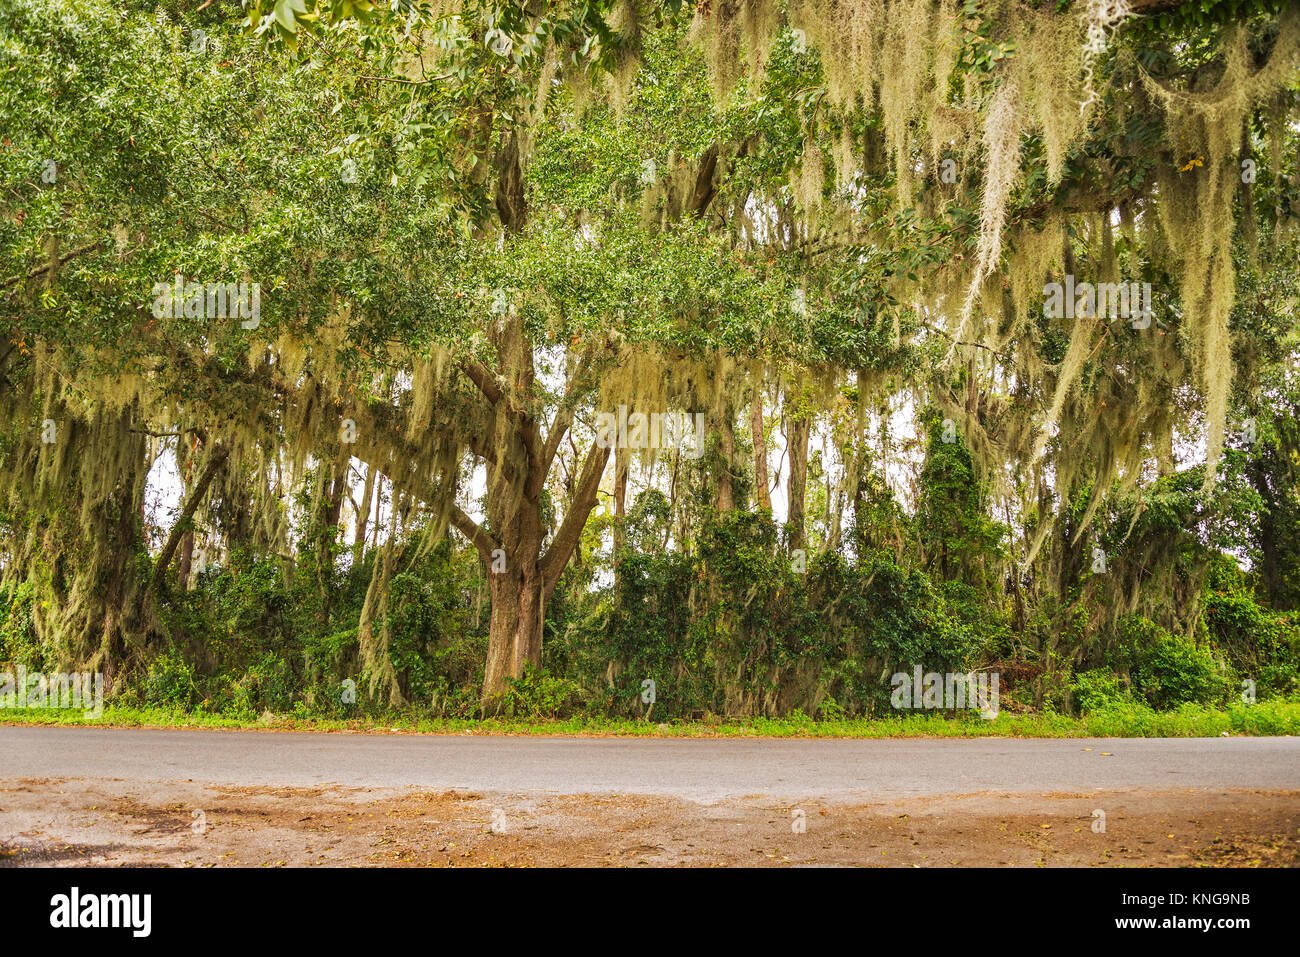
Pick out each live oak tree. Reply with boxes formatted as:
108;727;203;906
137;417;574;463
0;0;775;700
3;0;1300;707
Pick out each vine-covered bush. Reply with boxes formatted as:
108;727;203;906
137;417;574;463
1203;588;1300;700
1108;617;1230;710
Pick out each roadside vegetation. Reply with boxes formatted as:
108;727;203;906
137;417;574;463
3;2;1299;734
4;513;1298;728
4;697;1300;738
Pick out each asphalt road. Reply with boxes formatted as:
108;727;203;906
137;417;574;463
3;727;1298;801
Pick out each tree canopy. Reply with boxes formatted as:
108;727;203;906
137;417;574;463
2;0;1298;715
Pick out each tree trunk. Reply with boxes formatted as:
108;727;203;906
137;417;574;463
482;559;546;704
1155;420;1175;477
613;444;628;588
452;414;610;704
613;445;628;550
717;404;735;511
177;531;195;591
1247;457;1282;605
752;381;770;511
354;462;375;565
317;455;347;627
176;438;198;590
150;442;229;598
787;410;810;552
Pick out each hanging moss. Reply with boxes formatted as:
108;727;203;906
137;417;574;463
1139;10;1300;484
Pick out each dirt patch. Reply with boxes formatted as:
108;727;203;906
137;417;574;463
1;778;1297;867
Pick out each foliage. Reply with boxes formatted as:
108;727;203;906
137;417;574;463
2;0;1299;723
1069;667;1128;714
1108;616;1231;710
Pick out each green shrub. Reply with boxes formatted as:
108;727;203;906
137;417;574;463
141;650;198;709
1109;616;1229;709
1204;589;1300;698
0;581;41;669
499;665;587;719
227;652;296;715
1069;668;1127;714
1227;697;1300;735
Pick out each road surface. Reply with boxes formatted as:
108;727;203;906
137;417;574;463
2;726;1297;801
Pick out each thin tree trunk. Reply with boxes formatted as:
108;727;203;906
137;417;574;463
317;454;347;627
752;381;770;511
371;473;385;551
150;443;229;598
1155;422;1175;477
717;404;735;511
787;410;810;552
354;462;375;565
175;436;197;591
613;445;628;552
177;531;195;591
613;444;628;588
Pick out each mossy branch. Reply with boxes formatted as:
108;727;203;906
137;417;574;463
148;442;230;599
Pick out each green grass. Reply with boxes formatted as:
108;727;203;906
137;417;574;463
2;698;1298;737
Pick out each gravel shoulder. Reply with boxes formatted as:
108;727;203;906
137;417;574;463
2;777;1297;867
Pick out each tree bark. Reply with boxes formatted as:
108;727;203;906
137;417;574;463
613;444;629;587
752;382;770;511
717;404;735;512
177;531;195;591
317;453;348;627
354;461;375;565
150;442;229;598
457;443;610;703
787;409;810;552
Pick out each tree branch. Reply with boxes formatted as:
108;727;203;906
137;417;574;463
449;504;500;566
149;441;230;597
540;438;610;595
540;343;604;476
1;241;102;289
459;357;504;406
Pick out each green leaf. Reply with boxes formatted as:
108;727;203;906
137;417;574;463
274;0;299;34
